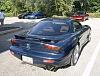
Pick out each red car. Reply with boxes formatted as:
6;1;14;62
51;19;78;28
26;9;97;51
71;11;89;22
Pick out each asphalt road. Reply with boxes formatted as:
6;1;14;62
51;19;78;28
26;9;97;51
0;17;100;76
0;17;43;53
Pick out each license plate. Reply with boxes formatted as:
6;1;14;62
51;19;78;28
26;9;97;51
22;56;33;64
76;18;82;19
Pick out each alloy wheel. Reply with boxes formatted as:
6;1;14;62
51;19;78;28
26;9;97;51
73;45;80;64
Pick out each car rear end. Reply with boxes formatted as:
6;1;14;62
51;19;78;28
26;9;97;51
10;20;72;69
71;11;87;21
10;36;71;68
71;15;85;21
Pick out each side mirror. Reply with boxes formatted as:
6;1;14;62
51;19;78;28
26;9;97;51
83;25;89;28
86;14;89;16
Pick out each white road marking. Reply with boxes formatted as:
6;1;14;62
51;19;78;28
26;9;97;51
82;41;100;76
7;39;11;42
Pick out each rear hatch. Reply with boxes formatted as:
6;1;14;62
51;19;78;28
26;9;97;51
12;35;62;53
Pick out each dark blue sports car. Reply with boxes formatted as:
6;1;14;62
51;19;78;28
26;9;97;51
10;18;91;71
18;12;46;19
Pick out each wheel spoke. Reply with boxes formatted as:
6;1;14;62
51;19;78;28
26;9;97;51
74;45;79;64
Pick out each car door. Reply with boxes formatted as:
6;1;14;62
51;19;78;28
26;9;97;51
36;13;44;18
73;20;86;47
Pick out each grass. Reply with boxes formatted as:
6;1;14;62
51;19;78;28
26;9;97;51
5;12;100;18
88;13;100;18
52;13;100;18
5;13;14;17
52;15;68;19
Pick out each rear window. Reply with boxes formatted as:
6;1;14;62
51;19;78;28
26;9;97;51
73;11;85;15
29;21;69;36
77;12;84;15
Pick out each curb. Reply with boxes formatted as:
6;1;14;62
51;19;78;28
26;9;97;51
0;27;22;35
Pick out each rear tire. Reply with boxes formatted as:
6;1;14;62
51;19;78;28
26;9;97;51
87;33;91;42
71;45;80;66
44;66;58;72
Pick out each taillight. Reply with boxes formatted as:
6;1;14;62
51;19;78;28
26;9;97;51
11;39;17;45
43;59;55;63
70;17;73;19
44;44;61;51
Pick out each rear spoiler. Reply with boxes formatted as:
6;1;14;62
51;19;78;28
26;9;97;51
15;35;26;39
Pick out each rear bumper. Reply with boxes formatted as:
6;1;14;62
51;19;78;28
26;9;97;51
75;18;84;21
71;16;84;21
10;46;71;67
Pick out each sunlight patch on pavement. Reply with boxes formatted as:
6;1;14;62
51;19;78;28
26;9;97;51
7;38;12;42
82;41;100;76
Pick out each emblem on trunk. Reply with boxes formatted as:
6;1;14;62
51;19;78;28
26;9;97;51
26;44;30;50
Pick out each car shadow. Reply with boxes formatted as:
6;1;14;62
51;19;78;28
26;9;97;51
0;21;37;54
55;41;91;72
80;40;91;56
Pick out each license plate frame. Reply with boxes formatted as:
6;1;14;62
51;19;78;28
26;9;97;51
22;56;33;64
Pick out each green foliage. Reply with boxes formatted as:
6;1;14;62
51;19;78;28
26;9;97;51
0;0;73;17
89;0;100;12
89;13;100;18
52;15;67;19
0;0;100;17
6;12;13;17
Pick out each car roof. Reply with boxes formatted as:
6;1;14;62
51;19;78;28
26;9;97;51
41;18;73;23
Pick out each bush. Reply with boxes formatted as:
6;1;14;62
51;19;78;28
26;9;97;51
88;13;100;18
5;13;14;17
52;15;67;19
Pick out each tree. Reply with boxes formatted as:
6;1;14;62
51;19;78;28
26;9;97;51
1;0;100;17
79;0;89;11
89;0;100;12
73;1;81;12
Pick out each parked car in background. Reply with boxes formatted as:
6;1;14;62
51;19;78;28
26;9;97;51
70;11;89;21
18;12;46;19
18;12;33;19
10;18;91;72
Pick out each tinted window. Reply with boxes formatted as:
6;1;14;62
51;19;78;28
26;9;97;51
77;12;84;15
29;21;69;36
73;21;82;32
74;11;85;16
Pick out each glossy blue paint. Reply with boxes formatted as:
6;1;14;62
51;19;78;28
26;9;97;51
10;18;91;68
18;12;46;19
